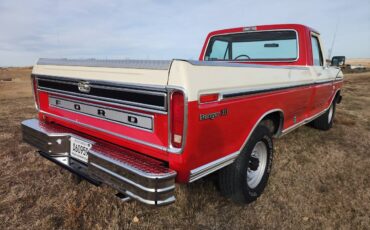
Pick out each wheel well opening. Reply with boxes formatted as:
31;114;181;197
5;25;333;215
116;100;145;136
334;90;342;104
261;111;284;136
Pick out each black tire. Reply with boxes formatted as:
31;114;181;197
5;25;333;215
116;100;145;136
311;100;336;131
218;125;273;204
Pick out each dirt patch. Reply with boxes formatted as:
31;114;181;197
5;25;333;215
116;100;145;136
0;68;369;229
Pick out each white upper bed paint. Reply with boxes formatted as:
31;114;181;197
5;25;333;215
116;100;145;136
33;59;341;101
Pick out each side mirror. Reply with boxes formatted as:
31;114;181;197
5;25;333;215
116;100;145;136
331;56;346;67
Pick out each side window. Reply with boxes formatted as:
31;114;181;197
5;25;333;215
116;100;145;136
311;35;323;66
207;40;228;60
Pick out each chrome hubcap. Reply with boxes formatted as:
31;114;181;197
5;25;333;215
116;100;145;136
328;104;334;124
247;141;268;189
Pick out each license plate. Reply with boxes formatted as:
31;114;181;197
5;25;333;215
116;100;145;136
70;137;92;163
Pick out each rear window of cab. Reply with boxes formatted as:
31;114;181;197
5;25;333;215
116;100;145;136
204;30;298;62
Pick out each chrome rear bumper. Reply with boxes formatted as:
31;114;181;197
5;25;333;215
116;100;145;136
21;119;176;206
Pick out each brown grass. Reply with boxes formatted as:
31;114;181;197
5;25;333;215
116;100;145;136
0;68;369;229
347;58;370;68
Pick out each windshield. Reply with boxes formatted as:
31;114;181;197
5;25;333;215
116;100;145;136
204;30;298;61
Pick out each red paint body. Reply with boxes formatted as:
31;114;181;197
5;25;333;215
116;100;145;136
36;24;343;183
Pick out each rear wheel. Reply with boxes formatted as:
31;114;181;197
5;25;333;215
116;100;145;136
218;125;273;204
311;100;336;131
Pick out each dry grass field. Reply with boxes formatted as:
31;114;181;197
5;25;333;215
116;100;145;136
0;67;369;229
346;58;370;68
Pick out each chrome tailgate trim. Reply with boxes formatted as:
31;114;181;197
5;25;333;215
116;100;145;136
37;58;172;70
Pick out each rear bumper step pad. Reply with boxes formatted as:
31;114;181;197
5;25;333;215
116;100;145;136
21;119;176;206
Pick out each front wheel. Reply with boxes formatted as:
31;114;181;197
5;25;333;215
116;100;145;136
218;125;273;204
310;100;336;131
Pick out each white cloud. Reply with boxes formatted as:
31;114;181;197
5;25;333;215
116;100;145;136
0;0;369;66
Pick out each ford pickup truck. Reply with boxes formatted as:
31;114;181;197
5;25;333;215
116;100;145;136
22;24;343;205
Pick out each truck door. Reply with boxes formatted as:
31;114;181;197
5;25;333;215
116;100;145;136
309;33;336;116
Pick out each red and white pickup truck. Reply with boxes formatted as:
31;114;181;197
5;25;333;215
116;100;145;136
22;24;343;205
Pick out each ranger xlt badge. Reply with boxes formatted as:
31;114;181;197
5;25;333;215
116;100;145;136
200;109;228;121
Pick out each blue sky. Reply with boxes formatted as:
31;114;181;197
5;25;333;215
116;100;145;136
0;0;369;66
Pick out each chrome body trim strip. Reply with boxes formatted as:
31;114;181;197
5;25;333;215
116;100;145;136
40;89;168;115
39;110;168;151
220;81;312;99
37;86;166;111
220;79;336;100
33;74;168;91
37;58;172;70
38;85;166;111
281;109;326;135
185;60;309;70
38;77;167;96
37;86;167;112
189;151;240;182
314;79;335;84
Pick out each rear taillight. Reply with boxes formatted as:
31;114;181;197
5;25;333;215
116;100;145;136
170;90;185;149
31;76;39;110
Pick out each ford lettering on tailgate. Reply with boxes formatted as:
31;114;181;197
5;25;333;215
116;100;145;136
49;96;153;131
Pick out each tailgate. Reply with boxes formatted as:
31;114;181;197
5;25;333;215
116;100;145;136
32;59;172;160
